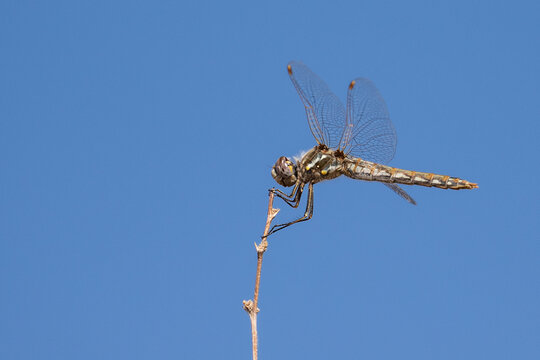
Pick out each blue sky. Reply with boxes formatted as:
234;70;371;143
1;1;539;359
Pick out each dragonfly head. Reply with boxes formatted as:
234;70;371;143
271;156;297;187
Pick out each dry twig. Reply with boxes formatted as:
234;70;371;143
243;190;279;360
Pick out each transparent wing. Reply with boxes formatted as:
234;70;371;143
287;61;346;148
342;78;397;164
383;183;417;205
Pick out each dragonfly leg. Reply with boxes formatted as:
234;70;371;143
270;181;299;200
264;182;314;237
271;182;304;208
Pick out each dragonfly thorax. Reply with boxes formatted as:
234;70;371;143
271;156;297;187
297;147;344;184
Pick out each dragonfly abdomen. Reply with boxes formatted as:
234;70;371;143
343;158;478;190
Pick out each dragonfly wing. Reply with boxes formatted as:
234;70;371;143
343;78;397;164
383;183;417;205
287;61;346;149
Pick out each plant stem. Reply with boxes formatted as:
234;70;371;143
243;190;279;360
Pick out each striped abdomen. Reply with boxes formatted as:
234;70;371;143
343;158;478;190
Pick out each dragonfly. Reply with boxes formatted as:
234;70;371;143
266;61;478;237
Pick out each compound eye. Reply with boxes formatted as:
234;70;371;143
271;156;297;187
277;157;292;176
286;160;294;169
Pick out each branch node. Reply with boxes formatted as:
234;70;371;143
243;300;260;314
255;242;267;253
270;207;280;220
242;300;253;313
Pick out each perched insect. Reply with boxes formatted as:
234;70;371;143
267;61;477;236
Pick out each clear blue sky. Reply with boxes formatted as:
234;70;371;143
1;1;539;359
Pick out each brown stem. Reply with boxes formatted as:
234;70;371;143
243;190;279;360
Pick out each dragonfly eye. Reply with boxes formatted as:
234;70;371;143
271;156;297;187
